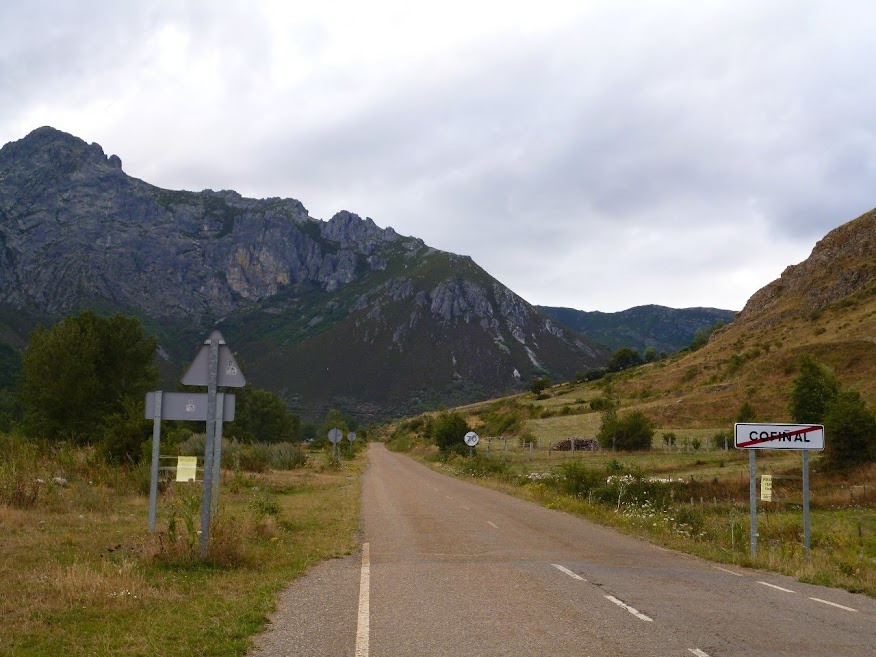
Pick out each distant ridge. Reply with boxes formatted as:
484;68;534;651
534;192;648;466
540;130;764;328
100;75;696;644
537;304;737;354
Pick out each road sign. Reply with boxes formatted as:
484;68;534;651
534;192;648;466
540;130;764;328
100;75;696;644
347;432;357;443
145;391;236;421
181;330;246;387
464;431;480;447
734;423;824;450
328;428;343;443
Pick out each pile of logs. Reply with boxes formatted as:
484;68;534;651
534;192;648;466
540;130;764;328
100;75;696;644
551;437;599;451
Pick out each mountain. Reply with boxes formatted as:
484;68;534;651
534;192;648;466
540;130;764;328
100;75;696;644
536;305;737;355
0;127;608;421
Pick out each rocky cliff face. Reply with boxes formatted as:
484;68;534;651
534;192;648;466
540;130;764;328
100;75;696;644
0;127;608;419
734;208;876;331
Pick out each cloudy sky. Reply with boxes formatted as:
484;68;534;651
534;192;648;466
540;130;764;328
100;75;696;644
2;1;875;312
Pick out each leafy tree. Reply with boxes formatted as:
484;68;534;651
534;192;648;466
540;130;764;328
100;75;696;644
643;346;659;363
316;408;350;448
431;411;470;454
530;376;551;395
100;396;153;464
228;386;300;443
607;347;643;372
19;311;158;442
823;390;876;469
736;401;757;423
598;409;653;451
789;354;840;423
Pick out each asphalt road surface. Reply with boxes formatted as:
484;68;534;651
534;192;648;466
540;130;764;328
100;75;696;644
250;443;876;656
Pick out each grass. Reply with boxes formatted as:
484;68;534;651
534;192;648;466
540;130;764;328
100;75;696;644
0;436;363;656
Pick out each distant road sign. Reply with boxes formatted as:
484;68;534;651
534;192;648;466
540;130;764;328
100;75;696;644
464;431;480;447
328;428;343;444
734;423;824;450
181;330;246;387
347;432;357;443
145;392;236;421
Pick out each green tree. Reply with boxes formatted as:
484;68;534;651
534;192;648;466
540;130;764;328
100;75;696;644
530;376;551;395
823;390;876;469
599;409;653;451
431;411;470;454
19;311;158;442
643;346;659;363
316;408;350;448
789;354;840;423
228;386;300;443
607;347;643;372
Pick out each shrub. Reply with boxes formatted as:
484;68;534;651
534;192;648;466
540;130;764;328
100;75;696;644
599;410;654;451
431;411;470;454
823;390;876;469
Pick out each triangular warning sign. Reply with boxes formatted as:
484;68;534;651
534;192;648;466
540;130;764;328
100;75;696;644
181;332;246;388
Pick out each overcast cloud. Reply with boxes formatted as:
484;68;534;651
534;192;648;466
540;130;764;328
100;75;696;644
2;0;875;312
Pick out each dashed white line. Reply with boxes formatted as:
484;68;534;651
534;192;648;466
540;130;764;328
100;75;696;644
809;597;858;612
355;543;370;657
714;566;744;576
604;595;653;622
688;649;711;657
487;521;499;529
758;581;795;593
552;564;586;581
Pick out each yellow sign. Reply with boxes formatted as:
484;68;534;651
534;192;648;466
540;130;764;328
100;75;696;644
176;456;198;483
761;474;773;502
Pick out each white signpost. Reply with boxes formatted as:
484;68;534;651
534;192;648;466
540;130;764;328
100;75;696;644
464;431;479;458
735;423;824;556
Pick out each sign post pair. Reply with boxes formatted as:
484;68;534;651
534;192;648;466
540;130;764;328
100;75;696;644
734;423;824;557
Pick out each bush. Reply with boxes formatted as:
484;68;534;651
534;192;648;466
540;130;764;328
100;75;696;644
431;411;470;454
823;390;876;469
789;354;840;423
599;410;654;451
552;460;603;497
269;443;307;469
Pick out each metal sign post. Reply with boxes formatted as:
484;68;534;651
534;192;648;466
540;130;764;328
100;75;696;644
347;431;356;455
148;391;163;533
179;330;245;557
735;423;824;558
328;427;343;458
464;431;479;458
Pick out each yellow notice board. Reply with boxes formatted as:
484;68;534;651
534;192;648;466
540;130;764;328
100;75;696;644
761;474;773;502
176;456;198;482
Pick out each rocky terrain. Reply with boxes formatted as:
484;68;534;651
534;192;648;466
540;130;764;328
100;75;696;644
0;127;609;420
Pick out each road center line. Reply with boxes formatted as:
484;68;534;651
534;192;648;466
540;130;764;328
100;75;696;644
487;521;499;529
809;597;858;612
355;543;370;657
688;649;711;657
714;566;744;577
604;595;653;622
757;581;795;593
552;564;586;581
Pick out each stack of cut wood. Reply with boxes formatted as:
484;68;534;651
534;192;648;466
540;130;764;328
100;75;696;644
551;437;599;451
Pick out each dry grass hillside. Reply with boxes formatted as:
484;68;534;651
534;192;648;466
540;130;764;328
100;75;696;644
458;207;876;437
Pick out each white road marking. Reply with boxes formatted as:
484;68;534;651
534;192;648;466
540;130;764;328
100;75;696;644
604;595;653;622
758;581;795;593
463;506;471;510
809;597;858;612
487;521;499;529
688;649;711;657
355;543;370;657
552;564;586;581
714;566;744;577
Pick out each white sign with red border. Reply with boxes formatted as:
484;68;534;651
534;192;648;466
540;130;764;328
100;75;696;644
734;423;824;450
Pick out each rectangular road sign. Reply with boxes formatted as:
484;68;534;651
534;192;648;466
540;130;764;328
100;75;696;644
734;423;824;450
145;392;236;421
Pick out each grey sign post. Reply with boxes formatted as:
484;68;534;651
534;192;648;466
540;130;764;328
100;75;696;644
328;427;343;458
145;391;236;534
464;431;479;458
180;330;245;556
347;431;356;455
735;423;824;557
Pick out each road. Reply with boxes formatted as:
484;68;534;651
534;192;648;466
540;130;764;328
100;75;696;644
251;443;876;656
